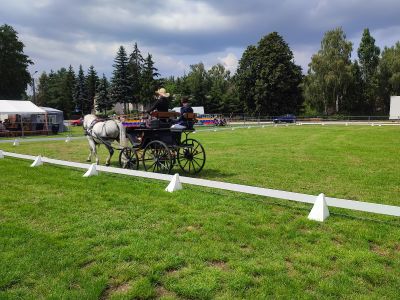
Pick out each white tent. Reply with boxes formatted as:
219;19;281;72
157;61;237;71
389;96;400;120
0;100;46;114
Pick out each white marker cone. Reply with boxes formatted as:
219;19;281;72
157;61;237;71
0;150;4;158
30;155;43;167
83;163;98;177
13;139;19;146
262;125;265;128
285;124;289;127
378;124;382;127
231;128;235;130
371;123;374;127
214;129;217;132
65;136;71;143
321;123;325;126
248;126;251;129
308;193;330;222
165;173;183;192
345;122;348;126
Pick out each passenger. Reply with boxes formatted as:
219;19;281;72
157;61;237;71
146;88;170;114
171;97;194;130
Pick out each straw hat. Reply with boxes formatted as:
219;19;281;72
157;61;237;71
155;88;170;97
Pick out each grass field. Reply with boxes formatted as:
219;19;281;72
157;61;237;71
1;125;400;299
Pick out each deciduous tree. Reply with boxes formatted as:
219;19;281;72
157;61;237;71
0;24;33;99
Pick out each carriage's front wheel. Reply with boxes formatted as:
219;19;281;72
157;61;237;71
119;147;139;170
143;141;173;174
177;138;206;174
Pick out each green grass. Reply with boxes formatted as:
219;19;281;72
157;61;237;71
1;125;400;299
1;158;400;299
1;125;399;205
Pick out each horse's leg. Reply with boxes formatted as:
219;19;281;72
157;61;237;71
87;137;99;164
86;136;94;162
104;144;114;166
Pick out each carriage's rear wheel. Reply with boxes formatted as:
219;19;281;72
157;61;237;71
119;147;139;170
177;138;206;174
143;140;173;174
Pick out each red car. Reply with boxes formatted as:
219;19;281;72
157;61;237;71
70;118;83;126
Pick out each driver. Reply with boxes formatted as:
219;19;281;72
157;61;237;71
146;88;170;114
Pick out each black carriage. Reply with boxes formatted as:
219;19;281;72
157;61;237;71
118;112;206;174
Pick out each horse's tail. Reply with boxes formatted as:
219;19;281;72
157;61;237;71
118;121;128;147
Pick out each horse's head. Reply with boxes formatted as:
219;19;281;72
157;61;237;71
83;114;97;130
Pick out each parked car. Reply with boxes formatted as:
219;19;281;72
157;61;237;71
70;117;83;126
273;114;296;123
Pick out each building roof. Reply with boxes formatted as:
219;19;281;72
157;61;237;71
0;100;46;114
40;106;63;113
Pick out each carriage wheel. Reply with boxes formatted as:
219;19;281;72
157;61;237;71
177;138;206;174
143;141;173;174
119;147;139;170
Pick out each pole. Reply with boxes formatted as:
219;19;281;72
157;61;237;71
31;70;38;104
32;77;36;104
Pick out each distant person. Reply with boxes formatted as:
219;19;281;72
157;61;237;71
146;88;170;114
0;121;7;131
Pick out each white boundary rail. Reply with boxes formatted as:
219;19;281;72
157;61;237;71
1;150;399;217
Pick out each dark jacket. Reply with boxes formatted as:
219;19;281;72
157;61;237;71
146;96;169;113
180;105;194;115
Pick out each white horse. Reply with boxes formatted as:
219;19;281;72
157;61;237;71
83;114;128;166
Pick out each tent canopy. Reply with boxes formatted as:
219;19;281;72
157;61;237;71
0;100;46;114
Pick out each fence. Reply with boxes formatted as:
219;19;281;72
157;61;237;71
1;150;399;219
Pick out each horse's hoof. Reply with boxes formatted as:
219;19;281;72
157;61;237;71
105;163;110;166
86;159;91;162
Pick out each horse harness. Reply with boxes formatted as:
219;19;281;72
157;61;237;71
85;118;122;150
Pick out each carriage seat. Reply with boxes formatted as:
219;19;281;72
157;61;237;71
150;111;180;119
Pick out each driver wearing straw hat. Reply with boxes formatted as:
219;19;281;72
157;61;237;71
146;88;170;114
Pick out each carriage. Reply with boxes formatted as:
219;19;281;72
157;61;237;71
118;112;206;174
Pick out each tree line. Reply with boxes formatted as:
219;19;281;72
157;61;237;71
1;23;400;117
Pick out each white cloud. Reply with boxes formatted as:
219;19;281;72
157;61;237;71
218;53;238;73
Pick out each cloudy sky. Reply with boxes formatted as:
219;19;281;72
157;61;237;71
2;0;400;78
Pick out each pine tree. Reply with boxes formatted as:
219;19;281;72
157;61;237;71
140;53;160;108
85;65;99;113
96;74;112;114
36;72;50;107
0;24;33;99
128;42;144;109
110;46;130;113
357;28;380;114
74;65;87;114
60;66;75;118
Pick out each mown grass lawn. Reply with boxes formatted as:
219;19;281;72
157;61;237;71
1;125;399;204
1;158;400;299
1;125;400;299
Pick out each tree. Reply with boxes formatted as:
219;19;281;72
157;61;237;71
110;46;130;113
128;42;144;109
140;53;160;108
207;63;231;112
377;42;400;113
236;32;303;115
304;28;353;114
357;28;380;114
0;24;33;99
184;63;210;108
85;65;99;113
60;66;75;118
36;72;50;107
74;65;87;114
95;74;112;114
